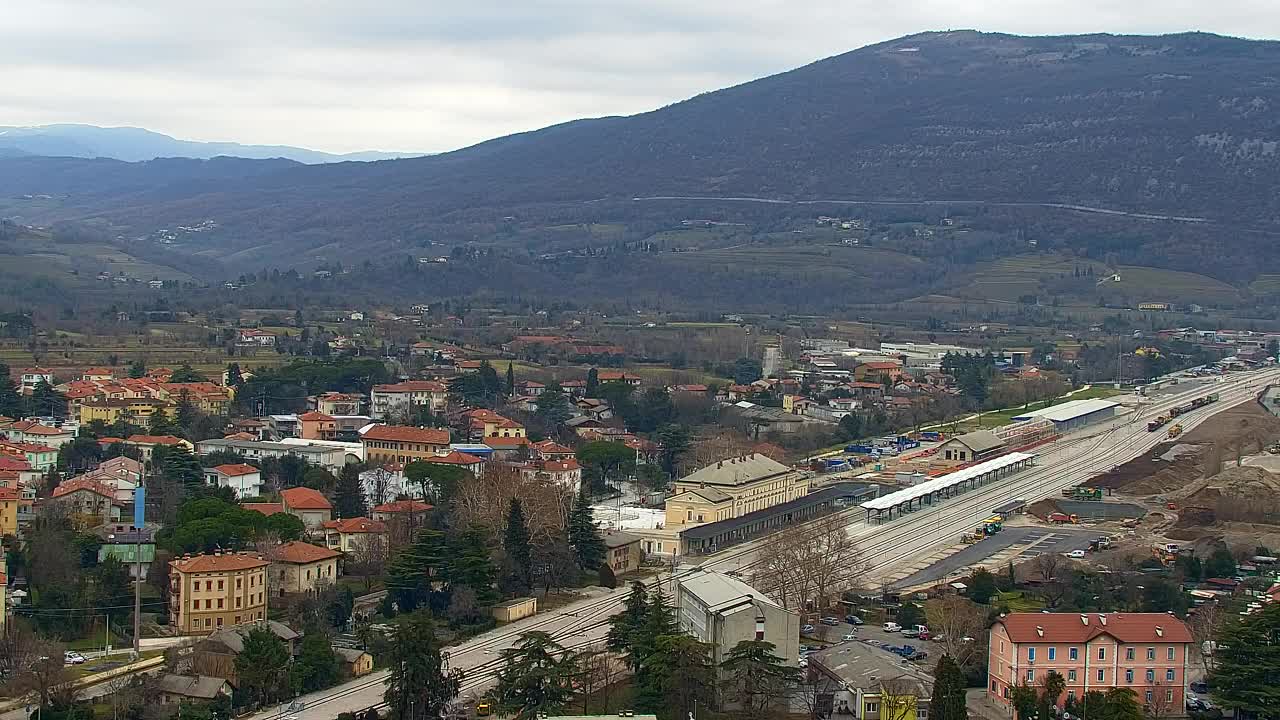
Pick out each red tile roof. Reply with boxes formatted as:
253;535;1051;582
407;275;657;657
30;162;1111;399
994;613;1192;644
0;456;32;471
273;541;341;564
280;487;332;510
0;486;20;501
9;421;66;435
372;380;447;393
372;499;433;514
52;477;116;499
532;440;575;455
126;434;186;446
422;450;485;466
0;440;56;454
171;552;270;573
361;424;450;445
210;463;260;477
322;517;387;534
297;411;335;422
538;459;580;472
242;502;285;516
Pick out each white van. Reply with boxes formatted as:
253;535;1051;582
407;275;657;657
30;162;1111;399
883;622;902;633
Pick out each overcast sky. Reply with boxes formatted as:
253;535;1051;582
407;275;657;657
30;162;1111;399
3;1;1278;154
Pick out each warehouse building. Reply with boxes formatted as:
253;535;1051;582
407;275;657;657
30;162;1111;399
1009;398;1119;433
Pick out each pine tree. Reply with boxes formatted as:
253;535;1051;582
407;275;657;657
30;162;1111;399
0;363;21;418
534;382;572;428
638;635;715;719
161;445;204;490
719;640;803;720
491;632;579;719
175;390;199;435
448;526;500;609
504;499;533;594
633;587;677;665
566;489;605;571
930;655;969;720
334;463;368;518
387;529;450;611
607;581;649;668
384;612;461;720
586;367;599;397
226;362;243;387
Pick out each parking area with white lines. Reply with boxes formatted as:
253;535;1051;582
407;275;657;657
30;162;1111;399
887;525;1103;588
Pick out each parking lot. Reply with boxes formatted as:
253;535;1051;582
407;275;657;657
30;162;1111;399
802;616;940;668
887;526;1101;589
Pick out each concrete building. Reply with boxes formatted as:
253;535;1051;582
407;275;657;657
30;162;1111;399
280;487;333;529
1009;398;1119;434
675;568;800;668
204;463;264;499
370;381;448;420
269;541;341;596
810;642;933;720
936;430;1006;463
665;453;809;528
196;438;348;472
602;530;643;574
169;552;270;634
988;613;1192;711
359;424;451;465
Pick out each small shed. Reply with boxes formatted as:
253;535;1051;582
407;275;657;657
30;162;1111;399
492;597;537;623
335;647;374;678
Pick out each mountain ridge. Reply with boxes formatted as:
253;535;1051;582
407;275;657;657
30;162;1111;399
0;123;425;164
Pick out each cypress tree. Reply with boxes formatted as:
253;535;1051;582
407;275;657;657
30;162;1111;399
504;498;533;594
567;488;606;571
931;655;969;720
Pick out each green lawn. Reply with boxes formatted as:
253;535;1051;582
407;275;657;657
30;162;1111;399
996;591;1045;612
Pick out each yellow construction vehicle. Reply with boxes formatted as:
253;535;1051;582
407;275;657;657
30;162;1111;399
1167;423;1183;439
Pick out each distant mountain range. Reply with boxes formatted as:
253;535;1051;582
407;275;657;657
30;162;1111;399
0;124;424;164
4;30;1280;292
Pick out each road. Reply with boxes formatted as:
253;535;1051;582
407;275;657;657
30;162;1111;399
247;368;1279;720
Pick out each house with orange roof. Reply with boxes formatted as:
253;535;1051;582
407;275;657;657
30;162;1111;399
519;458;582;493
4;420;75;449
267;541;341;595
236;329;277;347
168;551;270;633
280;487;333;529
125;434;193;461
371;499;433;522
204;464;264;499
16;367;54;394
370;380;448;420
321;517;388;552
0;440;58;471
468;411;525;441
596;370;641;386
51;476;121;525
483;435;532;460
418;449;485;476
853;360;904;384
81;367;116;382
455;360;483;373
158;382;233;414
298;411;338;441
531;440;576;461
241;501;285;517
313;392;364;416
360;424;450;465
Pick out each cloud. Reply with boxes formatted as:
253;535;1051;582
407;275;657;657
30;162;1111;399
3;0;1279;153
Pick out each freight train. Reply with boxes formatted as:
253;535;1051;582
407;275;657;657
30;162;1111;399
1147;392;1219;432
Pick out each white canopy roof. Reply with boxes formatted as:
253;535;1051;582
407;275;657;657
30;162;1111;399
860;452;1034;511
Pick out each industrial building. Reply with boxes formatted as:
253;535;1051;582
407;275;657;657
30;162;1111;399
935;430;1006;463
675;568;800;668
1009;398;1119;433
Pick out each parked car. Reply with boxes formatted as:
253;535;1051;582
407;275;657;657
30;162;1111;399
1190;681;1209;694
846;615;864;625
63;651;86;665
902;629;920;639
1065;549;1087;559
883;622;902;633
801;624;816;634
821;616;840;626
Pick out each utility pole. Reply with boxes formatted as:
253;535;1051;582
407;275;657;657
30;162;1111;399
133;464;144;658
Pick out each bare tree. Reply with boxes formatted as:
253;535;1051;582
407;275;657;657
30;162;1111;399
754;512;868;612
879;678;925;720
364;465;398;507
347;532;388;592
0;625;52;692
1032;552;1063;584
797;672;841;720
573;649;624;714
1186;603;1224;674
925;596;988;668
1145;681;1178;720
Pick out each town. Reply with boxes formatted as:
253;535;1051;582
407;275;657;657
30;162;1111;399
0;307;1279;720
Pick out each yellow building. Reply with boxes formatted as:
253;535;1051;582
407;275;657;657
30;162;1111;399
169;552;270;635
0;485;19;536
664;453;809;527
79;397;173;425
360;424;451;465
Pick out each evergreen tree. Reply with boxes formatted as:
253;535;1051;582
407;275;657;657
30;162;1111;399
585;367;599;397
292;627;341;693
930;655;968;720
334;463;368;518
638;635;715;720
127;360;147;378
490;632;579;720
161;445;204;490
234;627;292;706
175;390;199;435
0;363;21;418
655;424;690;478
504;499;533;594
384;612;462;720
169;364;207;383
534;382;572;428
566;488;605;571
386;529;450;611
226;362;243;387
607;581;649;669
505;363;516;396
1211;603;1280;717
634;587;677;663
448;526;500;610
719;640;802;720
969;568;997;604
27;380;66;419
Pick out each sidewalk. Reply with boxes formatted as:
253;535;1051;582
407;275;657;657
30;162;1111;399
967;688;1011;720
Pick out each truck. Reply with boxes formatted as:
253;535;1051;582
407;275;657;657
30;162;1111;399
919;431;943;442
844;444;876;454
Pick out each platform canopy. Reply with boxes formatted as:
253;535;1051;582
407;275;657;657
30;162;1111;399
859;452;1035;511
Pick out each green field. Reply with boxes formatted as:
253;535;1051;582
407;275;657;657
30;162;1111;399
670;244;923;277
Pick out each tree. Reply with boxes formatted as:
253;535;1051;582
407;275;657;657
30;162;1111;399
585;367;599;396
334;463;368;518
576;441;636;493
386;529;449;612
490;632;579;720
1204;543;1237;578
632;388;675;433
931;655;968;720
1040;671;1066;715
1211;603;1280;718
175;390;199;434
384;612;462;720
607;581;649;669
347;533;388;592
534;382;572;428
896;602;925;629
170;364;207;383
634;588;677;663
969;568;997;604
1103;688;1143;720
1009;683;1039;720
161;445;204;490
655;424;690;478
235;627;292;706
226;362;244;387
0;363;21;418
448;526;500;615
506;363;516;397
566;488;605;572
925;597;987;668
404;461;468;506
732;357;763;385
28;380;67;418
292;627;341;693
719;640;802;720
504;499;533;594
639;634;716;720
752;512;869;612
1186;603;1224;674
838;413;863;442
127;360;147;378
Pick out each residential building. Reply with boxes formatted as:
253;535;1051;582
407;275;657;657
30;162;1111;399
3;421;75;449
370;381;448;420
360;424;450;465
155;675;233;706
280;487;333;529
418;449;486;476
664;454;809;528
298;411;338;440
51;477;120;524
519;458;582;494
79;397;172;426
596;370;641;386
371;499;433;522
810;645;933;720
602;530;643;574
204;464;264;499
125;434;192;461
987;613;1192;711
675;568;800;668
314;392;364;416
464;409;527;440
195;438;348;472
484;434;531;459
168;551;270;634
237;329;277;346
854;361;905;384
269;541;341;595
0;440;58;471
0;485;18;536
322;517;388;552
94;523;157;579
531;440;576;461
17;367;54;394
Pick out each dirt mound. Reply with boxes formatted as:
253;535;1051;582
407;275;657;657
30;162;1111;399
1090;441;1205;495
1181;398;1280;445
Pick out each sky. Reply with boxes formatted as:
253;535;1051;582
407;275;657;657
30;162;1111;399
4;0;1279;154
